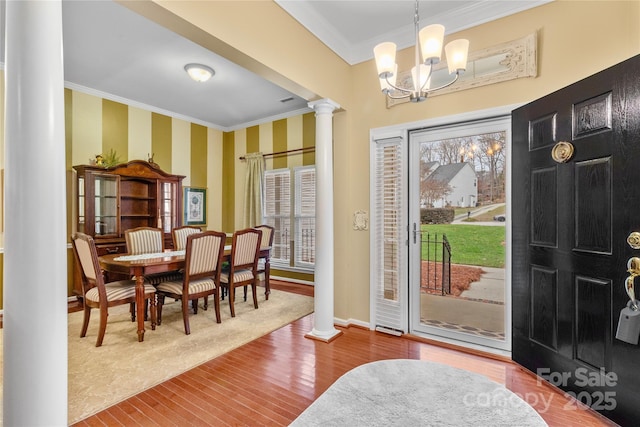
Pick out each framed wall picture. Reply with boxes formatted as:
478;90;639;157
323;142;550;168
183;187;206;225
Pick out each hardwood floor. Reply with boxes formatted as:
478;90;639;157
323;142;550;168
71;282;615;427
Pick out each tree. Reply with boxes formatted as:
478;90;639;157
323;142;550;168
421;177;452;207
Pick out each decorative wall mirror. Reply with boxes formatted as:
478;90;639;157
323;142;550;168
387;32;537;108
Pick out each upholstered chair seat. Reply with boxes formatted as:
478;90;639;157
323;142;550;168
85;281;156;303
157;278;216;297
220;269;254;283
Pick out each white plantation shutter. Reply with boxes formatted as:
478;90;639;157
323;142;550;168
294;166;315;267
263;169;291;264
371;135;407;334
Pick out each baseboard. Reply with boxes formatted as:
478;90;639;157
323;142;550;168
271;275;314;286
334;317;370;329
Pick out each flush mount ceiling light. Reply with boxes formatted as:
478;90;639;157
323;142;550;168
184;63;215;82
374;0;469;104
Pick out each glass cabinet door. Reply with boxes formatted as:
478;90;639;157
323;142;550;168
94;174;119;236
77;176;86;233
160;181;177;233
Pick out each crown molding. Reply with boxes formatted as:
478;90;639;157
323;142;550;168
64;82;311;133
277;0;552;65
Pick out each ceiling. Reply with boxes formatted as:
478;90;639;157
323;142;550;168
2;0;551;131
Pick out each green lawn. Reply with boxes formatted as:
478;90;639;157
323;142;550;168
421;224;505;268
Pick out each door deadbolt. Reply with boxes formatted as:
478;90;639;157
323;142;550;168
551;141;575;163
628;232;640;249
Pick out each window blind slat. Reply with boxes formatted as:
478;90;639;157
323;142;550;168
372;137;404;331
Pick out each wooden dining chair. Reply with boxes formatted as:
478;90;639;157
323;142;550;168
220;228;262;317
155;230;226;334
124;226;184;321
124;226;164;254
124;226;183;283
172;225;202;251
72;232;157;347
254;224;274;300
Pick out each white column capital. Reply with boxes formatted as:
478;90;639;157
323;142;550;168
308;98;340;115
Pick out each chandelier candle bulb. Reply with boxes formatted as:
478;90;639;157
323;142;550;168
373;42;397;77
411;64;431;91
445;39;470;73
419;24;445;64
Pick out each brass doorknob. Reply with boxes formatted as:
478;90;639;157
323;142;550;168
551;141;574;163
628;232;640;249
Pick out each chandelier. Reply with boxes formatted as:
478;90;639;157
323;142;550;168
373;0;469;103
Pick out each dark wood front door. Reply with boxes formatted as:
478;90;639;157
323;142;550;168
512;54;640;425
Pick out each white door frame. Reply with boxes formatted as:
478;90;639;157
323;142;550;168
408;114;512;353
370;104;520;354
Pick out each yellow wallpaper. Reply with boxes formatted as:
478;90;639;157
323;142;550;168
222;131;236;233
151;113;172;172
272;119;287;170
128;106;153;161
171;118;190;182
232;128;246;229
302;112;315;166
246;125;260;155
224;115;318;233
207;129;224;231
190;124;208;189
259;121;274;171
71;91;102;166
285;115;303;169
102;99;128;160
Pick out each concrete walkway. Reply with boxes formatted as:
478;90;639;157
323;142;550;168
421;267;506;336
459;267;505;303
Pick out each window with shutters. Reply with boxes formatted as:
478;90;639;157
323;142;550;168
263;169;291;266
294;166;315;268
371;135;407;333
263;166;316;270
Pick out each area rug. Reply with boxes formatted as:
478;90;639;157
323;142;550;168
0;289;313;425
290;359;547;427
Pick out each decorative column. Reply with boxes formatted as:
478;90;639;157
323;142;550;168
306;99;343;342
4;1;68;425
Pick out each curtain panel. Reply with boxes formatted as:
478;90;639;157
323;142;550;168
243;152;265;228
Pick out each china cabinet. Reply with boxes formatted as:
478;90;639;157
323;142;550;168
72;160;185;296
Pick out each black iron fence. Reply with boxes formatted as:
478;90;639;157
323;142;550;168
421;232;452;295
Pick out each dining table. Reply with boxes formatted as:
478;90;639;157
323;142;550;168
99;245;271;342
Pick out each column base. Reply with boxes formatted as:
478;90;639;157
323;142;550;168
305;327;343;343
